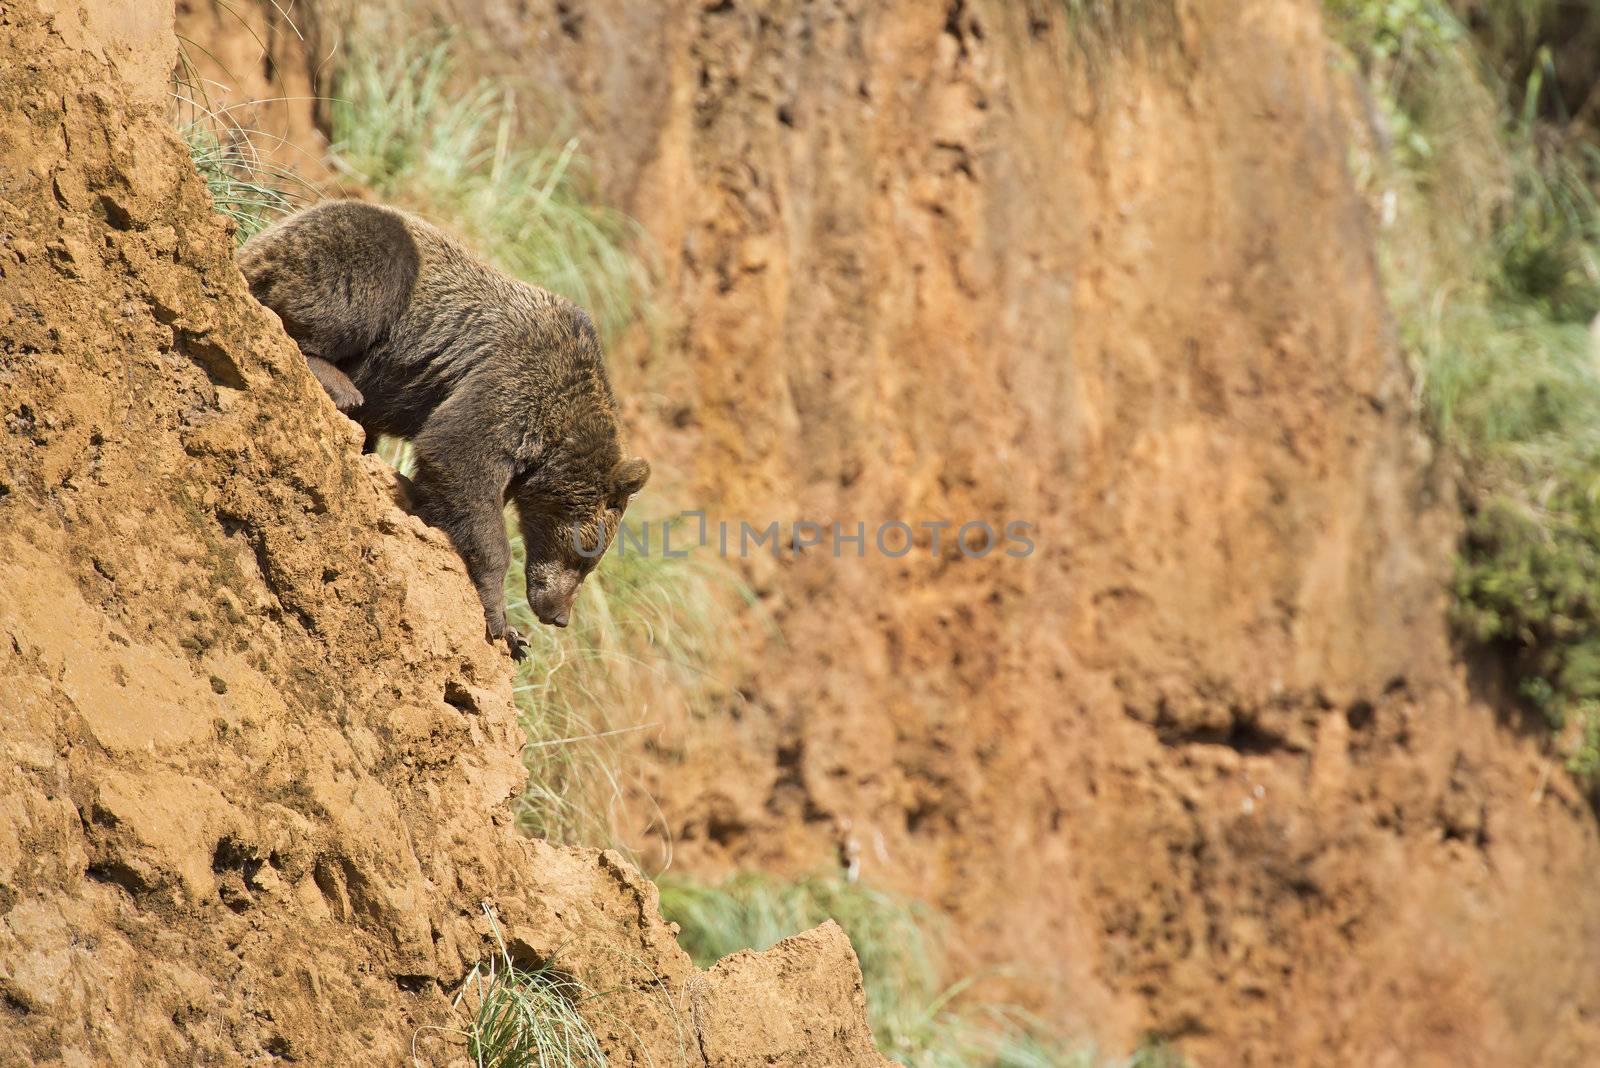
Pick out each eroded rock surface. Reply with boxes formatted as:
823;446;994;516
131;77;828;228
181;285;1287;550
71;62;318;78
0;2;886;1063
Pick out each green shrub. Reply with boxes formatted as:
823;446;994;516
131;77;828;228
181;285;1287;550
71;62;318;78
1329;0;1600;771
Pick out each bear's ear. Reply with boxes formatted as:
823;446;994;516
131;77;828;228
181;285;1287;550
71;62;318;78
609;456;651;504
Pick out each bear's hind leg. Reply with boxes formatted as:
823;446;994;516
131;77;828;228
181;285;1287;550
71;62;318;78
305;354;365;412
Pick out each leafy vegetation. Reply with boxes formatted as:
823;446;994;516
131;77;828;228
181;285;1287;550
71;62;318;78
658;872;1180;1068
336;37;741;847
1327;0;1600;769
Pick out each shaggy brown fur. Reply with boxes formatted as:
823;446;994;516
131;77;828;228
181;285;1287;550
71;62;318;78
238;200;649;658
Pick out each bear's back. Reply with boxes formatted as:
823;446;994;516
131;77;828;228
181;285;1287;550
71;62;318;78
239;200;422;362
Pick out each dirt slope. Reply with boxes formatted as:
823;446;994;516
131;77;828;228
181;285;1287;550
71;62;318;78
0;2;887;1064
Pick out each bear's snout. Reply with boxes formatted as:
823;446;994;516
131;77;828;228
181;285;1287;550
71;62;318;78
529;570;581;628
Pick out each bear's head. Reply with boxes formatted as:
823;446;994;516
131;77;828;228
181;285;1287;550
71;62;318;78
516;453;651;628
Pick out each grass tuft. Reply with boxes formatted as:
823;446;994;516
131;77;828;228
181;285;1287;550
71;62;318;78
171;10;317;243
179;117;315;242
421;904;609;1068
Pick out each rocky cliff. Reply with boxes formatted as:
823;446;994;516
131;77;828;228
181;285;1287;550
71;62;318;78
19;0;1600;1065
0;1;887;1063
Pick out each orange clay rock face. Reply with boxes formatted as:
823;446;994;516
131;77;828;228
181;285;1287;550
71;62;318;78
0;2;886;1065
454;2;1600;1065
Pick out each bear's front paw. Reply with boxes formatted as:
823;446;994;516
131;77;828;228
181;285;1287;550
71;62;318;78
503;626;529;662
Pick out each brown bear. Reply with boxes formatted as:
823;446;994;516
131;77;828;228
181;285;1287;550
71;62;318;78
237;200;649;660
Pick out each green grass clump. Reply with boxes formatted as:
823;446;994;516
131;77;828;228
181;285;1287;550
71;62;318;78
426;906;609;1068
179;119;311;242
172;16;316;243
330;40;645;335
658;872;1176;1068
1329;0;1600;770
